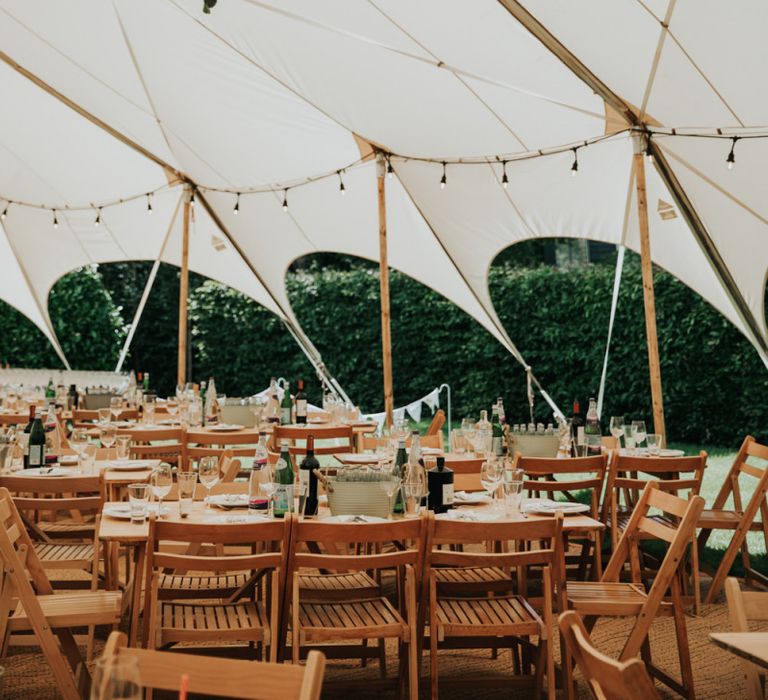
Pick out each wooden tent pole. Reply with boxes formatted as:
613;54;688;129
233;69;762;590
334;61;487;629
177;187;191;387
376;154;394;428
634;139;666;445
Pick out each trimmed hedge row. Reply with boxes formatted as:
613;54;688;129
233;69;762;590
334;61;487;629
0;256;765;445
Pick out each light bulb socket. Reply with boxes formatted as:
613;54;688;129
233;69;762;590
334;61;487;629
234;193;240;214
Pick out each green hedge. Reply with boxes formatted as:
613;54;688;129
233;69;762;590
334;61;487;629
0;256;765;445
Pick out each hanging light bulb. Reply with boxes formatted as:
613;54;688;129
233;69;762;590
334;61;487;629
570;148;579;177
234;192;240;215
53;209;58;229
386;158;394;179
440;161;447;190
282;189;289;212
146;193;153;215
94;207;101;227
501;160;509;189
189;189;196;206
645;136;654;164
338;170;346;195
1;203;9;220
726;137;737;170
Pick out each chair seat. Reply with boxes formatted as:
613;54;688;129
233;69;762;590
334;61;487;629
34;542;94;567
298;597;408;641
298;571;380;601
433;566;514;593
38;521;95;537
158;571;251;599
9;591;122;631
434;595;542;637
698;509;763;530
159;601;267;644
567;581;674;617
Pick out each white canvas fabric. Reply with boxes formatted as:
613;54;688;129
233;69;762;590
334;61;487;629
0;0;765;406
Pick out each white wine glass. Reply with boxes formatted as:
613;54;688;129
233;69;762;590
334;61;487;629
198;456;219;507
150;463;173;517
100;426;117;451
110;396;123;422
609;416;625;444
631;420;647;449
90;654;141;700
69;428;89;462
257;462;277;517
480;458;504;509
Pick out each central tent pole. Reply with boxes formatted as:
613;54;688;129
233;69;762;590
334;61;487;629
177;186;191;387
376;153;394;428
634;136;666;445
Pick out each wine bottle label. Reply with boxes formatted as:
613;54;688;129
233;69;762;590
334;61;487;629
280;407;291;424
577;427;585;445
296;399;307;417
275;457;287;471
273;484;294;514
28;444;43;466
492;437;503;455
443;483;454;505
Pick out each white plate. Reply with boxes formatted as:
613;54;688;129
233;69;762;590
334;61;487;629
619;448;685;458
209;494;249;509
25;467;82;477
99;460;156;471
453;491;491;505
320;514;388;524
59;455;79;465
421;447;443;455
438;510;500;522
202;513;270;524
208;423;244;432
103;504;170;519
341;454;384;465
308;417;329;424
523;499;590;516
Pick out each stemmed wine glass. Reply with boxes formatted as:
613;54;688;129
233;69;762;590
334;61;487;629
90;654;142;700
609;416;625;446
257;462;277;517
150;463;173;517
198;456;219;507
381;459;402;518
480;458;504;510
631;420;647;449
69;428;89;463
110;396;123;422
100;426;117;453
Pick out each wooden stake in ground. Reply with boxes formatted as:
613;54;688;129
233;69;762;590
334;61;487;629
377;153;394;428
634;139;666;445
177;187;191;387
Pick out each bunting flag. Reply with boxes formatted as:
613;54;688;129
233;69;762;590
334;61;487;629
405;398;423;423
422;387;441;413
361;387;442;428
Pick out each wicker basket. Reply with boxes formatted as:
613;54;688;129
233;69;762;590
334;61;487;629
326;478;395;518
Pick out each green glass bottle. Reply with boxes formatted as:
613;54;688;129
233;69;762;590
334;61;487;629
273;439;295;518
280;382;292;425
393;438;407;514
491;404;503;457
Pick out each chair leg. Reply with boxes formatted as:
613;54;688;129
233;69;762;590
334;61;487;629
705;525;750;604
561;630;576;700
671;575;696;700
532;635;545;699
691;535;701;615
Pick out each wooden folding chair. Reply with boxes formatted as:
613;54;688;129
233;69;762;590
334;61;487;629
0;473;107;656
724;577;768;700
447;458;485;493
565;482;704;700
698;436;768;603
558;611;660;700
97;630;325;700
274;424;355;457
118;426;186;468
185;430;257;471
425;513;564;700
603;452;707;610
515;453;608;579
0;487;121;700
144;514;290;659
424;409;446;438
288;516;425;699
360;433;443;453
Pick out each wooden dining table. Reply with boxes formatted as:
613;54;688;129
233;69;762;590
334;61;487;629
710;632;768;669
97;494;604;647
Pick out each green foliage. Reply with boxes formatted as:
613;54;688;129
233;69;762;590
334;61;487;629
1;254;766;447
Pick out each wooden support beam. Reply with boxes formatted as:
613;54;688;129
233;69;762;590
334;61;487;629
376;154;394;428
177;189;191;387
634;147;666;445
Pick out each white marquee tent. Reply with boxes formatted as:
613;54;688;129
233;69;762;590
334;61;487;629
0;0;766;417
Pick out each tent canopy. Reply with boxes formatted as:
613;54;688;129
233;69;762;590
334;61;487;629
0;0;765;395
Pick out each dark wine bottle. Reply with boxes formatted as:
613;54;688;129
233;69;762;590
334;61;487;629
428;457;454;514
299;434;319;516
273;439;295;518
22;405;35;468
295;379;308;425
27;409;46;469
570;399;584;456
280;382;292;426
393;438;407;514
